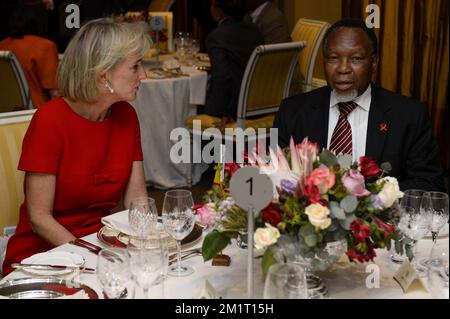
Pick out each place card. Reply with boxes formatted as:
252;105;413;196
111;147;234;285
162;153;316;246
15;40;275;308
393;260;417;293
212;254;231;266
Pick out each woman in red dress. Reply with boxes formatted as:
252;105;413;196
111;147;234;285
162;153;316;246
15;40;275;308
2;19;151;275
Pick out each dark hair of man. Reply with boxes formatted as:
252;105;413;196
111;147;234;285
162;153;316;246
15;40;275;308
215;0;247;19
323;19;378;54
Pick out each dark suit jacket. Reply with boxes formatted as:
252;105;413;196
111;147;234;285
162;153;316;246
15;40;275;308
204;18;264;119
251;1;291;44
273;85;445;191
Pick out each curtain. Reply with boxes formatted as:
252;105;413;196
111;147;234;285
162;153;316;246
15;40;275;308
342;0;449;173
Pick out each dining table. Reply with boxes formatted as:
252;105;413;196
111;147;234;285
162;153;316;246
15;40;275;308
1;209;447;300
131;54;210;189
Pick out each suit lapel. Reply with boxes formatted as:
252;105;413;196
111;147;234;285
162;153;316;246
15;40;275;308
366;86;392;162
308;88;330;149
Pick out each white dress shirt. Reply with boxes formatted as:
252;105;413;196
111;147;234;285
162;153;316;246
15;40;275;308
327;85;372;162
249;1;270;23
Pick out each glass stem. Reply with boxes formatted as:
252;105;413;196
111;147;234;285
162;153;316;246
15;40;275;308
143;287;149;299
430;231;438;261
176;240;182;273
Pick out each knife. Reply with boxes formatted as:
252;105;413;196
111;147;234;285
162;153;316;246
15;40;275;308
11;263;96;273
69;238;102;255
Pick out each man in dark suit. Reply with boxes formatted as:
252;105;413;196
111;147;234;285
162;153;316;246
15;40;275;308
244;0;291;44
204;0;264;119
273;19;445;191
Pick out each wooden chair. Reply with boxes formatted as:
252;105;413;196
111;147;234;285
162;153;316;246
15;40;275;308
148;0;175;11
184;41;305;186
291;19;330;93
0;110;35;237
0;51;33;113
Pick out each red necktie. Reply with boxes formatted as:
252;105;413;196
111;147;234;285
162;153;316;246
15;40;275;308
329;101;358;155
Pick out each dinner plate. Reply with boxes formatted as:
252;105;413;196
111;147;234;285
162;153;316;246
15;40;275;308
21;251;85;276
0;278;98;299
97;223;203;252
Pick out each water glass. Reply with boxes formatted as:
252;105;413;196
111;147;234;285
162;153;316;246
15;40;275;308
96;249;130;299
129;197;158;240
162;189;195;277
263;263;308;299
420;192;449;268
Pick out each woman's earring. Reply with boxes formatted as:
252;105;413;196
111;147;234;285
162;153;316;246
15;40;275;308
105;81;114;94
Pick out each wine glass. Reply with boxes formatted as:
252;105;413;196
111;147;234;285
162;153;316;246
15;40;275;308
127;234;165;299
263;263;308;299
162;189;195;277
394;190;431;274
420;192;449;268
129;197;158;240
96;249;130;299
174;32;192;64
427;248;449;299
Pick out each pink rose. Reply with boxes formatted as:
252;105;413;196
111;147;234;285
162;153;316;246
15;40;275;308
341;169;370;197
197;203;216;228
309;167;335;194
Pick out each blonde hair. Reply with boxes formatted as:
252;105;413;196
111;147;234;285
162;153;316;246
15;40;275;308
57;18;151;103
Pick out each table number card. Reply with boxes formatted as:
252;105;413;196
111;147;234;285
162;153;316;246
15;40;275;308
393;260;417;293
148;11;173;53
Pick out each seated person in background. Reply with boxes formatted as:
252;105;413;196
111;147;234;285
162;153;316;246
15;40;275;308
0;8;59;108
204;0;264;121
2;18;149;275
244;0;291;44
273;19;445;192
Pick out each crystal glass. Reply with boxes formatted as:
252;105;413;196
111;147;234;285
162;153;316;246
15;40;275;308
394;190;431;271
162;189;195;277
420;192;449;268
127;234;165;299
263;263;308;299
427;248;449;299
129;197;158;240
186;39;200;66
96;249;130;299
174;32;192;65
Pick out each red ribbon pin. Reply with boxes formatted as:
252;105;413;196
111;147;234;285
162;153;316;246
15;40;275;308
379;123;388;132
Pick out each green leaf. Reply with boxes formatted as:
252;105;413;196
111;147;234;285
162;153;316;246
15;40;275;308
340;195;358;213
262;248;277;276
380;162;392;173
305;234;318;247
299;224;314;237
319;149;338;167
330;201;346;220
337;154;352;169
339;214;356;230
201;231;231;261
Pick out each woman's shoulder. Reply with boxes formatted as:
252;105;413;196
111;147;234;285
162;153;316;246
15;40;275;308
33;98;68;121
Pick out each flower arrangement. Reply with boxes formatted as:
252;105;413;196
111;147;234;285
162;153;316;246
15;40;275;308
197;138;405;273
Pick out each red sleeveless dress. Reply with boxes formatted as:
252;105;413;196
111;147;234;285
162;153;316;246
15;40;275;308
2;98;143;275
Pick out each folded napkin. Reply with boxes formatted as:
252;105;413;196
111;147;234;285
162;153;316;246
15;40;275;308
101;210;135;236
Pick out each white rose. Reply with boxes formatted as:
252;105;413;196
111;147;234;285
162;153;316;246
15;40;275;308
254;223;280;249
377;177;404;208
305;203;331;230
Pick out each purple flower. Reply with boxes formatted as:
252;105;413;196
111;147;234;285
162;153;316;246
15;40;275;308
370;195;384;209
341;169;371;197
280;179;296;193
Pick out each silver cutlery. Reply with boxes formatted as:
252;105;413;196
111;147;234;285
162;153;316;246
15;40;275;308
69;238;102;255
11;263;96;273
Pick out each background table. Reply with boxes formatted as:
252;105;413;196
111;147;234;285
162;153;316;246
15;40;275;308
131;60;209;189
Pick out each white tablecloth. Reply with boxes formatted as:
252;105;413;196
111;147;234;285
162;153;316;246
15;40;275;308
131;61;208;189
2;211;447;299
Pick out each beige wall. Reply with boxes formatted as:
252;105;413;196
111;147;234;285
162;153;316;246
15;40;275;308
280;0;342;80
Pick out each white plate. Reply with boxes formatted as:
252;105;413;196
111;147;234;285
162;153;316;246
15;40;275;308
21;251;85;276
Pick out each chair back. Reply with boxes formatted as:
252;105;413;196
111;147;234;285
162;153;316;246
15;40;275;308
236;41;306;128
148;0;175;11
0;51;33;113
0;110;35;236
291;19;330;92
